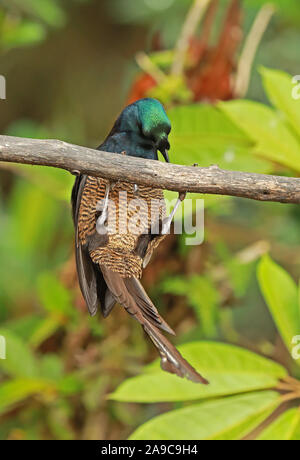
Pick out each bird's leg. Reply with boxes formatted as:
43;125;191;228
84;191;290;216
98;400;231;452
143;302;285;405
96;182;111;232
161;192;186;235
161;164;196;234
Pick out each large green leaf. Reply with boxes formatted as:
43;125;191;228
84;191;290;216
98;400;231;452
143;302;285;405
0;378;55;416
0;328;39;378
261;67;300;139
219;100;300;173
257;408;300;440
110;342;286;403
257;255;300;361
168;104;270;173
129;391;280;440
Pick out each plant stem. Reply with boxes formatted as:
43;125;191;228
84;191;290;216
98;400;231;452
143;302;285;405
171;0;211;76
234;4;275;98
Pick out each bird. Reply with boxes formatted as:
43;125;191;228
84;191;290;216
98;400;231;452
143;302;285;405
71;98;208;384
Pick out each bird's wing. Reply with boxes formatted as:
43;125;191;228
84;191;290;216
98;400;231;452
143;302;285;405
100;265;208;384
72;174;99;316
72;175;115;317
142;234;167;268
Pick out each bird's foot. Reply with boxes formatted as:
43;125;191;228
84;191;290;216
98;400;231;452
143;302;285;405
179;191;187;202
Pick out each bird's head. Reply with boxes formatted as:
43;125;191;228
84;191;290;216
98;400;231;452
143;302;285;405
136;98;171;162
109;98;171;162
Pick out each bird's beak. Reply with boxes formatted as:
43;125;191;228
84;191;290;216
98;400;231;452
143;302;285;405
161;149;170;163
158;137;170;163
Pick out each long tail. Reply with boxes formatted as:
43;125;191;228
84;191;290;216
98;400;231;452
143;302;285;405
100;265;209;384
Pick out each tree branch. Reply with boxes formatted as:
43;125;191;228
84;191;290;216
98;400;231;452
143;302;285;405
0;135;299;204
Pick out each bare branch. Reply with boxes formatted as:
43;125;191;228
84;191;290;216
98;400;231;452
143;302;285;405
0;135;299;204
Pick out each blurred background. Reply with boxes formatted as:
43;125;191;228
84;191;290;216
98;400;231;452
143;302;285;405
0;0;299;440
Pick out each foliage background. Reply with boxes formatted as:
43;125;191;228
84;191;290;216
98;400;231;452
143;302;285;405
0;0;299;440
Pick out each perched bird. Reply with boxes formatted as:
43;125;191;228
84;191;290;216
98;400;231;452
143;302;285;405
72;98;208;384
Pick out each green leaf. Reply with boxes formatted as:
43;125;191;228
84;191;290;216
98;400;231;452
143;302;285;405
0;378;55;416
261;67;300;139
3;315;43;341
0;329;39;378
39;355;63;381
257;255;300;360
29;316;62;349
12;0;66;27
129;391;280;440
257;408;300;440
2;21;46;48
110;342;286;403
218;406;275;441
169;104;270;173
37;272;75;318
58;375;84;396
219;100;300;173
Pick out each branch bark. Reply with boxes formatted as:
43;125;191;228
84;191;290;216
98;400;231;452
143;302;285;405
0;135;299;204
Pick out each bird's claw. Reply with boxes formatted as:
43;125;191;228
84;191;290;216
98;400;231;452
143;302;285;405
110;181;119;191
179;191;187;202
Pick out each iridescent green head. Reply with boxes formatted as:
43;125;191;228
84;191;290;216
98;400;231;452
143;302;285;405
105;98;171;162
136;98;171;162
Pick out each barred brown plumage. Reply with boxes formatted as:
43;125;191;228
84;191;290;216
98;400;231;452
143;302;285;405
78;176;166;277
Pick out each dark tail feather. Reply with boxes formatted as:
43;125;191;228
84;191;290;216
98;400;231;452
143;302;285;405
143;321;209;384
100;265;209;384
124;277;175;335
